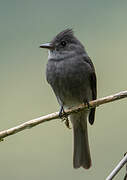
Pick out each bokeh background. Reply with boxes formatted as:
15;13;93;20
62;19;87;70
0;0;127;179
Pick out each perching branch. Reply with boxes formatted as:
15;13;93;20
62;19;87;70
0;90;127;141
106;153;127;180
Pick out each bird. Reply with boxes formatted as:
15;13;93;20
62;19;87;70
40;29;97;169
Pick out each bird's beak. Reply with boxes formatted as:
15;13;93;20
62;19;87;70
39;42;54;50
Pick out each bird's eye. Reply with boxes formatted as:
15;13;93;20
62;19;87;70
61;41;66;47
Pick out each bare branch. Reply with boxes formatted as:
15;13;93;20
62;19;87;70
0;90;127;141
124;154;127;180
106;153;127;180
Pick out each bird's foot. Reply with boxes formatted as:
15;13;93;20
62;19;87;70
59;106;71;129
64;117;71;129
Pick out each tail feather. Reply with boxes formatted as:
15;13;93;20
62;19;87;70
71;112;91;169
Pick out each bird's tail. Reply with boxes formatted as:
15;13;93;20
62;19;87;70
70;111;91;169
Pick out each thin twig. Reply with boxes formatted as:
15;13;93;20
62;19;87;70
0;90;127;141
124;153;127;180
106;153;127;180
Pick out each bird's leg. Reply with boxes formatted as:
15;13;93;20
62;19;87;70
59;106;71;129
59;106;65;118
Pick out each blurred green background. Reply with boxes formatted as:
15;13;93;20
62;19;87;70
0;0;127;179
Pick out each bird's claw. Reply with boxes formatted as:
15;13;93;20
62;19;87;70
59;106;71;129
64;117;71;129
83;99;90;109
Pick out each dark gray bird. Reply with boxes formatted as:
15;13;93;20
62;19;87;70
40;29;97;169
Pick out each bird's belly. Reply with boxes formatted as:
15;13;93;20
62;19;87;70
57;82;91;108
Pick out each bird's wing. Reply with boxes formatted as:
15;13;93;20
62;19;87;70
83;56;97;125
89;71;97;125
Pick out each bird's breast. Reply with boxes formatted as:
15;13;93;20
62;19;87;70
46;58;91;106
47;58;89;84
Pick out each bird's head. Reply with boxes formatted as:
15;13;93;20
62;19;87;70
40;29;86;60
